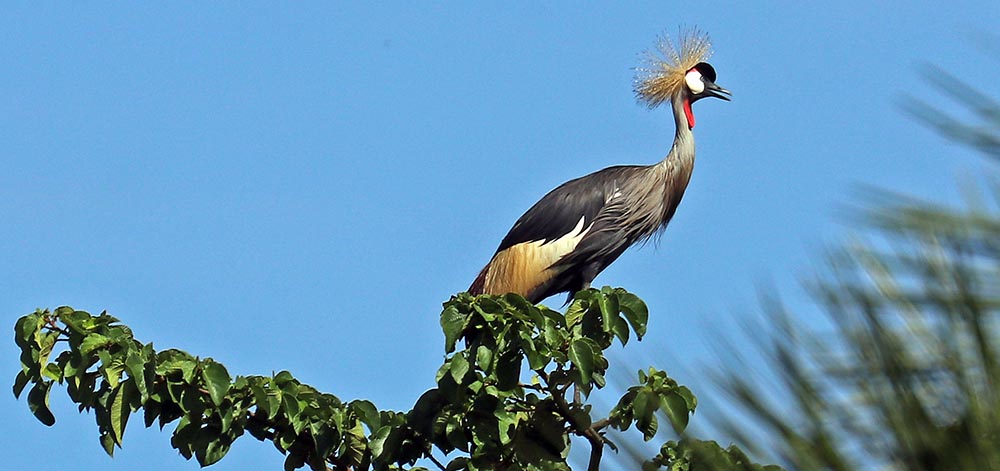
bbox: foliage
[706,66,1000,470]
[13,307,376,471]
[645,440,785,471]
[13,286,775,470]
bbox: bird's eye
[684,70,705,94]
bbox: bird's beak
[704,81,732,101]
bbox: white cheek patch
[685,70,705,94]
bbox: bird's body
[469,31,729,304]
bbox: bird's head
[684,62,731,103]
[635,29,730,128]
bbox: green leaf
[274,370,296,386]
[201,360,231,407]
[42,362,62,381]
[475,344,493,371]
[97,349,123,388]
[597,290,620,335]
[250,380,273,419]
[100,431,116,457]
[495,351,521,391]
[62,350,88,378]
[60,309,90,334]
[522,335,547,371]
[13,313,39,349]
[593,372,606,389]
[515,406,566,464]
[662,391,691,434]
[80,333,113,355]
[612,315,630,346]
[218,402,234,434]
[143,400,161,428]
[36,331,58,362]
[200,439,231,467]
[351,399,381,431]
[13,370,31,398]
[543,319,563,350]
[435,361,452,383]
[368,425,394,462]
[445,414,468,452]
[568,338,596,387]
[475,296,504,318]
[504,292,540,319]
[441,305,467,353]
[283,451,306,471]
[446,457,469,471]
[157,350,198,381]
[450,353,470,383]
[676,385,697,411]
[619,293,649,340]
[125,349,149,401]
[27,381,56,426]
[341,420,368,469]
[565,298,588,328]
[633,390,658,440]
[496,409,519,446]
[108,381,132,445]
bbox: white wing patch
[607,186,623,203]
[483,216,591,298]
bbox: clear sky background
[4,3,999,470]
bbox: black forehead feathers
[693,62,717,82]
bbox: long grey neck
[619,91,698,239]
[657,92,696,169]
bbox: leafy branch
[13,287,779,470]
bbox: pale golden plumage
[478,217,590,299]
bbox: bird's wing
[495,175,609,253]
[471,166,642,302]
[496,166,645,251]
[548,172,638,273]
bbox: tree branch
[538,370,606,471]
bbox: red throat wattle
[683,97,695,129]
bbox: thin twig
[42,318,71,337]
[591,418,610,432]
[519,382,545,391]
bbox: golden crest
[635,29,714,108]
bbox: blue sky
[4,3,999,470]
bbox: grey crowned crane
[469,31,730,304]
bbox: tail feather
[468,263,489,295]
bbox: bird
[468,30,730,304]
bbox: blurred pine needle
[704,64,1000,471]
[604,57,1000,471]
